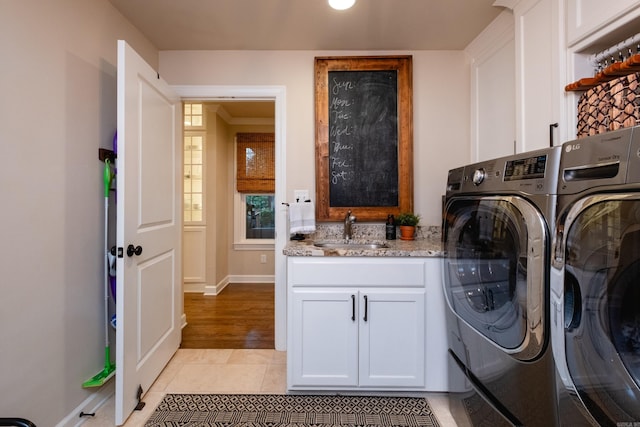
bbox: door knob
[126,244,143,257]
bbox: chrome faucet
[343,210,356,240]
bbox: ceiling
[113,1,504,118]
[108,0,503,51]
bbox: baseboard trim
[183,282,207,293]
[227,274,275,284]
[184,275,274,295]
[204,275,274,296]
[204,282,225,296]
[56,380,114,427]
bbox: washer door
[443,196,548,361]
[561,195,640,425]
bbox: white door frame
[172,85,287,351]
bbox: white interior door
[115,40,182,425]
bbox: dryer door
[561,195,640,425]
[443,196,548,360]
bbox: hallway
[181,284,275,349]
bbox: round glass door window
[563,198,640,424]
[443,199,530,350]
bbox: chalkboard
[315,56,413,222]
[328,70,399,207]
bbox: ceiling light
[328,0,356,10]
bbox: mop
[83,158,116,387]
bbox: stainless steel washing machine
[551,126,640,426]
[443,147,561,426]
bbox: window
[184,133,204,223]
[183,103,204,128]
[245,195,275,239]
[183,102,205,224]
[234,133,275,248]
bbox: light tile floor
[83,349,456,426]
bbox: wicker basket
[577,72,640,138]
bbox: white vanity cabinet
[287,257,427,391]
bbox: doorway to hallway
[181,283,275,349]
[181,98,277,350]
[173,85,288,352]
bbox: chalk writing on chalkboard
[328,70,399,207]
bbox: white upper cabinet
[512,0,566,151]
[466,10,516,162]
[567,0,640,47]
[473,0,640,150]
[468,0,567,157]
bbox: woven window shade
[236,133,275,193]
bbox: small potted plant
[396,212,420,240]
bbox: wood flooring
[180,283,275,349]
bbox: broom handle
[104,160,111,349]
[104,201,110,348]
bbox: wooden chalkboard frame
[315,55,413,222]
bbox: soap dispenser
[386,214,396,240]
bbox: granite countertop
[283,224,444,257]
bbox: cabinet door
[513,0,563,151]
[289,289,359,387]
[467,11,516,162]
[567,0,640,46]
[359,289,426,387]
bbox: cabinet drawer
[288,258,426,287]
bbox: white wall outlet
[294,190,309,202]
[260,254,267,264]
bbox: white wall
[160,50,471,226]
[0,1,157,425]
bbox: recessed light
[328,0,356,10]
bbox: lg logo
[565,143,581,152]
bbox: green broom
[83,159,116,387]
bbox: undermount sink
[313,240,388,249]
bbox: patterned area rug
[145,394,440,426]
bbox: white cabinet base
[287,257,447,392]
[289,289,359,387]
[359,289,425,388]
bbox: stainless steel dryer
[443,147,561,426]
[551,126,640,426]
